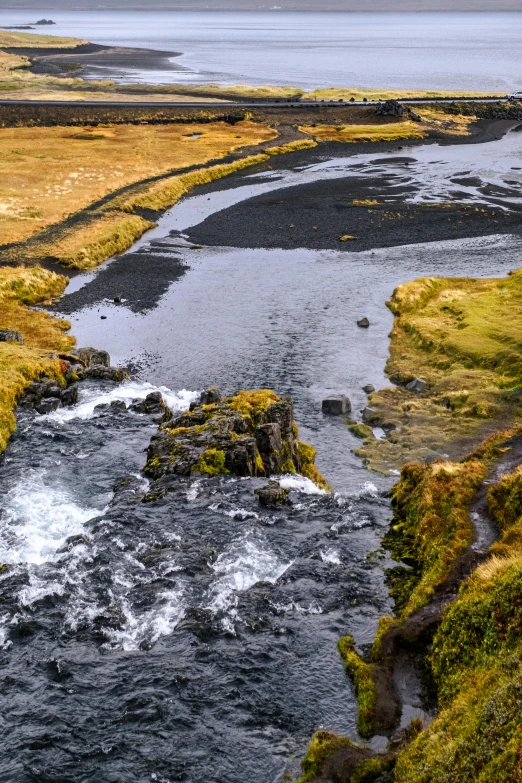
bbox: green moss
[297,730,359,783]
[357,269,522,473]
[348,423,374,440]
[371,615,398,663]
[192,447,229,476]
[351,756,395,783]
[338,636,377,739]
[280,458,297,473]
[384,458,484,618]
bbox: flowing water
[0,10,521,91]
[1,132,522,781]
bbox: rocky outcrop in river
[144,388,329,491]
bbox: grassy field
[302,87,504,101]
[0,265,73,453]
[0,30,87,48]
[301,109,476,144]
[355,270,522,473]
[0,121,276,246]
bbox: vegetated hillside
[0,0,519,11]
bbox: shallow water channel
[1,134,522,782]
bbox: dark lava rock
[362,407,377,423]
[61,384,79,407]
[130,391,166,416]
[144,388,328,491]
[357,317,370,328]
[375,99,407,117]
[322,395,352,415]
[35,398,61,415]
[406,377,427,393]
[255,480,291,507]
[0,328,24,344]
[199,387,222,405]
[363,384,375,394]
[74,347,110,369]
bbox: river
[0,131,521,781]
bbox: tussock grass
[120,153,270,213]
[265,139,317,155]
[0,30,87,48]
[0,121,276,246]
[357,269,522,473]
[0,265,73,453]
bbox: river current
[1,132,522,781]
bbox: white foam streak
[0,471,100,565]
[208,533,291,612]
[320,548,341,565]
[45,381,198,423]
[278,474,327,495]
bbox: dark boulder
[35,398,61,415]
[0,328,23,344]
[61,384,79,407]
[363,384,375,394]
[255,480,291,507]
[322,395,351,415]
[357,317,370,328]
[75,347,110,369]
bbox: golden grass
[0,50,29,72]
[0,265,73,453]
[120,153,271,214]
[150,83,303,100]
[41,212,156,271]
[300,121,425,143]
[356,270,522,473]
[301,110,475,146]
[0,86,230,103]
[0,121,276,246]
[302,87,503,102]
[264,139,317,155]
[0,30,87,48]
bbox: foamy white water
[208,532,292,612]
[0,471,100,566]
[44,381,199,423]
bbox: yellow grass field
[302,87,504,101]
[0,265,73,453]
[0,30,86,49]
[0,121,277,246]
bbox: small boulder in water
[35,397,61,415]
[363,384,375,394]
[255,480,291,507]
[0,328,23,344]
[357,317,370,328]
[322,395,351,415]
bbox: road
[0,98,512,109]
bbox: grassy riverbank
[0,265,73,453]
[354,269,522,474]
